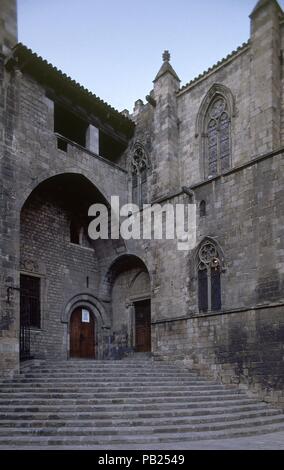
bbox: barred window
[20,274,41,328]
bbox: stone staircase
[0,358,284,448]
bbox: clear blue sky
[17,0,284,112]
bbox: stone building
[0,0,283,408]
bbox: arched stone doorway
[62,293,110,359]
[69,307,95,358]
[104,254,151,354]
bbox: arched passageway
[19,173,113,360]
[105,254,152,354]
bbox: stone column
[126,302,135,348]
[86,124,99,155]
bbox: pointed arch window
[198,240,222,312]
[206,96,231,177]
[131,144,149,208]
[196,84,234,180]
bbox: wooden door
[135,299,151,352]
[70,308,95,358]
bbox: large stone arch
[101,253,151,300]
[18,170,110,213]
[18,172,121,360]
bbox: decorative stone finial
[162,50,170,62]
[153,50,180,83]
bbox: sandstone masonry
[0,0,283,407]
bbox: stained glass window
[206,97,231,177]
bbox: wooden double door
[70,307,95,358]
[135,299,151,352]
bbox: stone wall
[0,0,283,408]
[0,56,130,374]
[153,305,284,408]
[0,0,17,55]
[20,192,101,359]
[148,149,284,407]
[127,0,284,407]
[189,150,284,312]
[0,56,20,377]
[177,47,251,187]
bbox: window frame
[197,240,222,313]
[195,84,235,181]
[205,96,231,178]
[20,273,42,329]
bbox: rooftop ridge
[178,40,250,95]
[11,43,134,126]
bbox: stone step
[17,371,199,379]
[19,367,195,378]
[0,409,281,428]
[0,375,213,388]
[0,403,269,420]
[16,370,200,376]
[2,422,284,447]
[21,361,183,366]
[16,371,200,377]
[9,382,201,390]
[0,394,258,406]
[0,384,228,393]
[0,389,245,399]
[20,362,177,369]
[2,359,283,448]
[1,414,284,437]
[0,398,263,414]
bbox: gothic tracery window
[131,144,149,208]
[198,240,222,312]
[206,96,231,177]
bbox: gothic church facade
[0,0,283,407]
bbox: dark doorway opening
[135,299,151,352]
